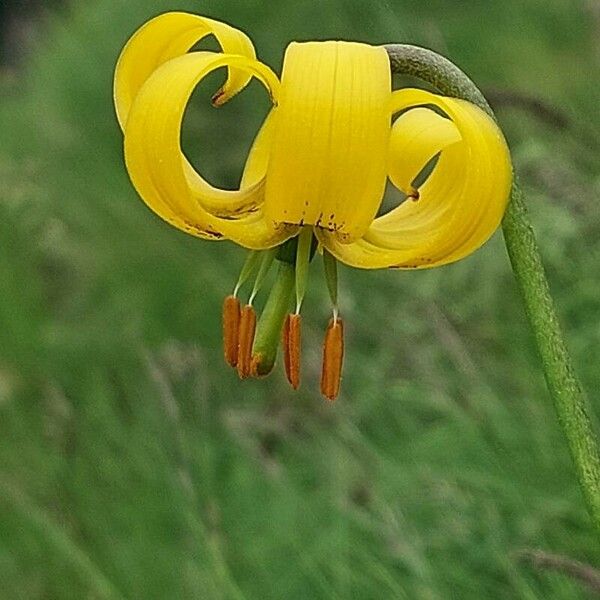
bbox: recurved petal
[124,51,296,248]
[317,88,512,269]
[240,109,278,189]
[387,107,461,195]
[114,12,256,130]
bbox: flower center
[222,230,344,401]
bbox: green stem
[503,185,600,529]
[386,44,600,535]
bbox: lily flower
[114,12,512,401]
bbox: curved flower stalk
[114,12,512,400]
[385,44,600,539]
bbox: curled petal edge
[124,51,297,249]
[317,88,512,269]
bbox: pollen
[320,317,344,401]
[282,314,302,389]
[237,304,257,379]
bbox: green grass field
[1,0,600,597]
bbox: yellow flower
[114,12,512,400]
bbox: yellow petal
[124,51,296,248]
[263,41,391,243]
[387,107,461,195]
[114,12,270,219]
[317,88,512,269]
[240,109,278,189]
[114,11,256,130]
[375,107,463,232]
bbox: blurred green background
[1,0,600,598]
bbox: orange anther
[282,314,301,389]
[222,295,241,368]
[320,317,344,401]
[237,304,257,379]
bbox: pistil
[251,261,295,376]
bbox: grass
[1,0,600,597]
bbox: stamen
[249,248,277,305]
[295,227,313,313]
[320,317,344,401]
[237,304,257,379]
[222,295,241,367]
[211,88,228,107]
[233,251,261,297]
[408,186,420,202]
[322,249,338,316]
[282,314,301,389]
